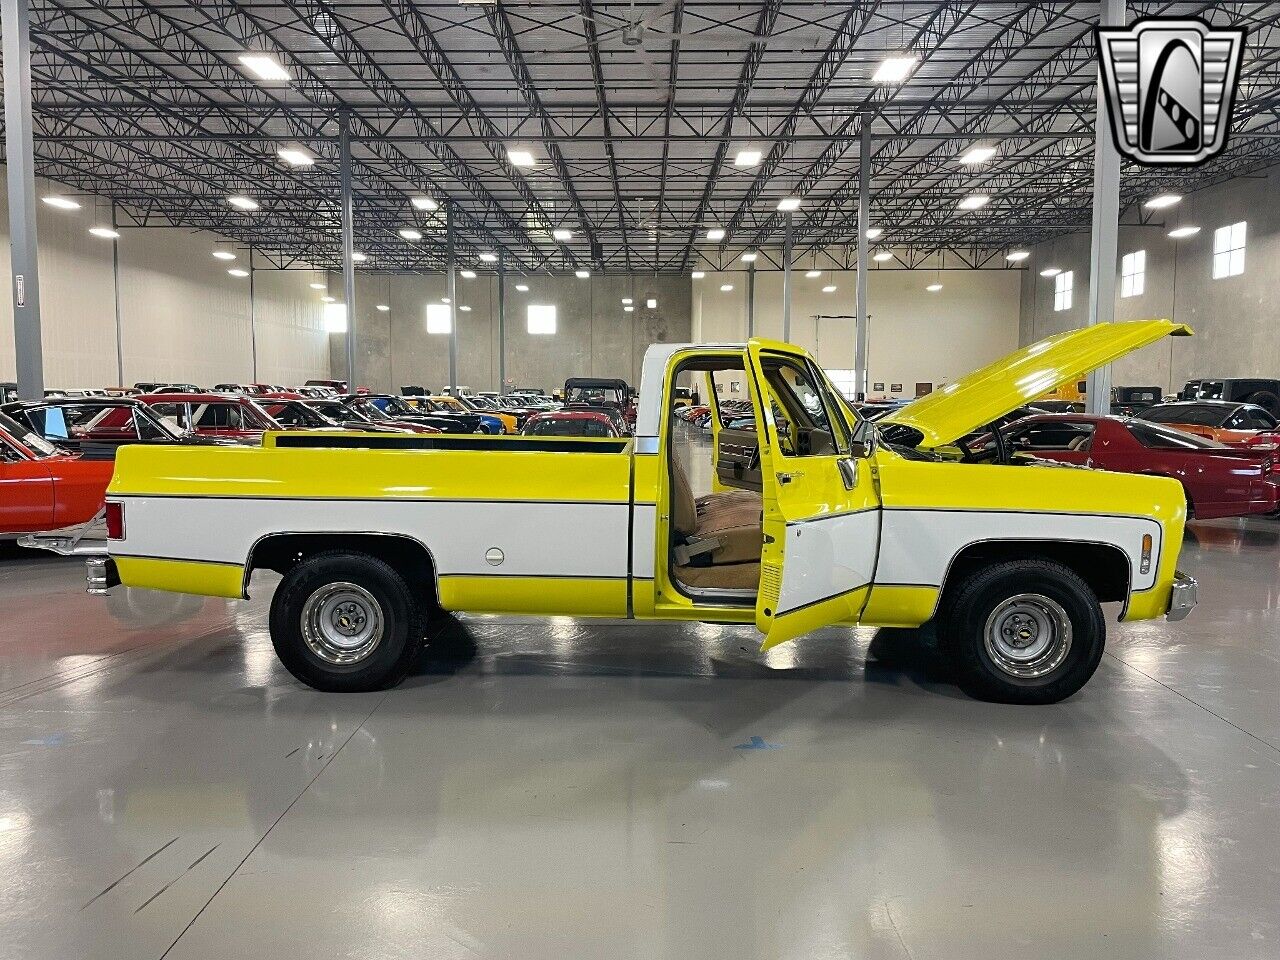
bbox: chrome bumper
[86,557,121,595]
[1167,571,1198,622]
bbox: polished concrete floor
[2,516,1280,960]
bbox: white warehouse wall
[694,266,1022,398]
[0,169,330,388]
[1019,167,1280,391]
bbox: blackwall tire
[269,551,425,692]
[939,559,1105,704]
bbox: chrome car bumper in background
[86,557,121,595]
[1167,571,1198,621]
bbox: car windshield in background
[1129,422,1227,449]
[265,402,333,428]
[528,418,613,437]
[0,411,61,457]
[1141,404,1229,427]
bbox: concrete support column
[248,247,258,381]
[781,213,793,341]
[497,254,506,392]
[3,0,45,397]
[746,261,756,338]
[339,109,357,388]
[854,113,872,402]
[447,205,458,394]
[1085,0,1125,415]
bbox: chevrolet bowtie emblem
[1096,17,1246,167]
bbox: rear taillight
[105,501,125,540]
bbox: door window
[1004,421,1095,451]
[759,356,849,457]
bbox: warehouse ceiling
[12,1,1280,273]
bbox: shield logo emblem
[1096,18,1246,166]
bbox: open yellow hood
[880,319,1192,449]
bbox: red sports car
[0,412,114,534]
[1000,414,1280,520]
[520,410,621,437]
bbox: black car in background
[1179,378,1280,416]
[342,394,476,434]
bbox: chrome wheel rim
[983,593,1072,679]
[301,582,384,665]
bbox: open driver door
[746,341,881,651]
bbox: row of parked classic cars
[0,376,641,539]
[675,380,1280,523]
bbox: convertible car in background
[136,392,280,441]
[1139,400,1280,447]
[998,413,1280,519]
[0,411,114,535]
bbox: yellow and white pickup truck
[88,319,1196,703]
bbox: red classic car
[0,411,114,535]
[136,392,279,440]
[520,410,621,437]
[0,396,227,455]
[1000,414,1280,520]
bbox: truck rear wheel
[940,559,1105,704]
[269,551,426,692]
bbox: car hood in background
[880,319,1192,449]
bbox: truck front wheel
[940,559,1105,704]
[269,551,426,692]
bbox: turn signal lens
[1140,533,1152,575]
[105,501,125,540]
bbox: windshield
[265,402,333,428]
[1141,404,1229,427]
[350,399,395,421]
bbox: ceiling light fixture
[958,194,990,210]
[1145,193,1182,209]
[479,252,498,263]
[691,270,706,279]
[1006,250,1030,262]
[277,147,314,167]
[865,227,883,240]
[89,226,120,239]
[646,298,657,309]
[872,252,893,262]
[552,228,572,241]
[213,250,238,261]
[734,149,762,168]
[376,304,390,312]
[1040,267,1062,277]
[719,284,734,292]
[309,282,326,289]
[238,53,290,82]
[621,297,633,305]
[227,195,259,211]
[805,269,822,278]
[507,148,536,167]
[873,55,917,83]
[515,283,529,292]
[776,197,801,212]
[460,305,472,312]
[575,269,590,278]
[926,283,943,292]
[624,305,634,312]
[958,145,997,165]
[822,284,837,293]
[321,295,336,302]
[351,251,368,262]
[460,269,477,279]
[228,268,250,278]
[42,195,80,210]
[1168,225,1201,238]
[741,251,758,262]
[705,228,725,241]
[411,196,439,212]
[398,228,423,241]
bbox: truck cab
[85,321,1196,704]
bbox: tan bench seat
[671,459,762,590]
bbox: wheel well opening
[944,540,1130,604]
[248,533,437,602]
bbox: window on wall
[425,302,452,334]
[1213,221,1246,279]
[527,304,557,335]
[825,369,857,402]
[1120,250,1145,297]
[1054,270,1073,311]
